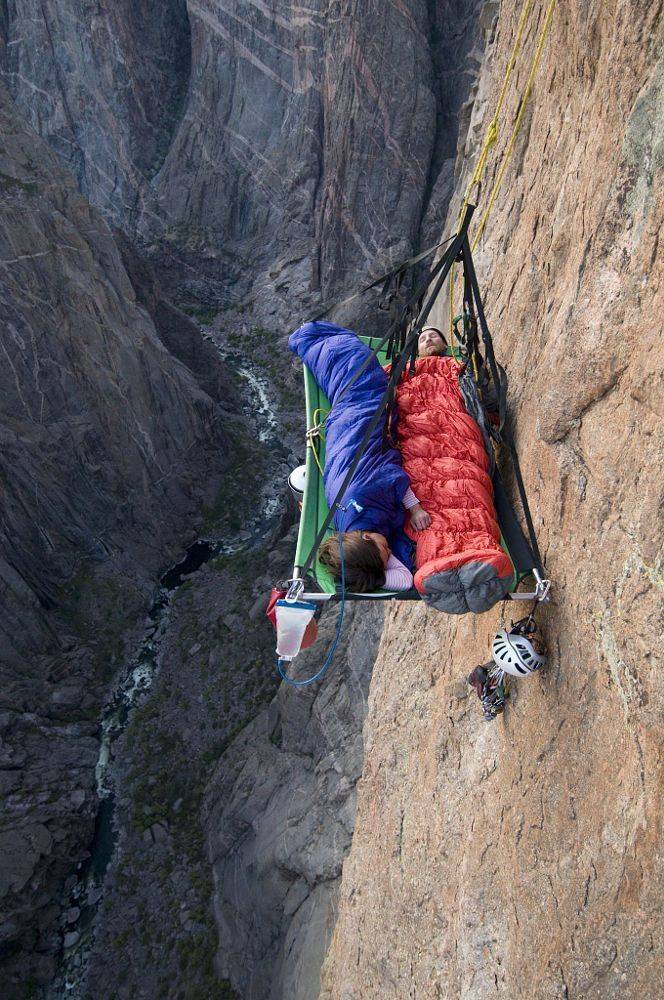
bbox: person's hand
[409,504,431,531]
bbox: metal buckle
[509,568,552,602]
[285,578,305,603]
[533,569,551,603]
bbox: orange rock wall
[320,2,663,997]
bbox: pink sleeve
[402,486,420,509]
[384,554,414,591]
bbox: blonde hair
[318,531,385,592]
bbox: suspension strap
[295,211,474,582]
[458,236,505,427]
[461,253,481,380]
[456,0,538,234]
[472,0,557,250]
[459,235,545,576]
[450,0,558,331]
[334,201,478,415]
[330,235,462,411]
[309,233,457,325]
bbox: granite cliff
[0,0,480,322]
[0,84,232,988]
[320,2,663,997]
[0,0,661,998]
[1,2,484,994]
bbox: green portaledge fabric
[293,338,528,597]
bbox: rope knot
[487,118,499,147]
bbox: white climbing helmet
[491,624,546,678]
[288,464,307,500]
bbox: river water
[51,345,288,995]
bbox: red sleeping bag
[395,356,514,614]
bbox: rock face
[78,530,292,1000]
[205,601,385,1000]
[0,0,191,225]
[0,84,230,607]
[69,337,299,1000]
[5,2,658,998]
[0,0,481,322]
[0,2,486,993]
[0,85,230,985]
[320,3,663,998]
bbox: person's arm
[384,553,414,591]
[403,487,431,530]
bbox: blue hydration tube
[277,525,346,688]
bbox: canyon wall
[0,85,231,987]
[3,1,660,997]
[205,600,385,1000]
[0,0,480,321]
[320,2,663,998]
[0,3,484,992]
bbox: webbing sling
[309,233,457,325]
[330,242,459,411]
[295,214,473,582]
[459,235,545,575]
[318,207,475,417]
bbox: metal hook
[285,578,305,603]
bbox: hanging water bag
[275,599,317,661]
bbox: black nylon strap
[330,240,459,410]
[338,205,475,404]
[491,467,537,575]
[462,250,481,369]
[309,233,457,325]
[503,428,545,575]
[459,236,504,424]
[459,236,545,576]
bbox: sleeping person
[290,320,513,611]
[391,326,515,613]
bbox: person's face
[362,531,390,567]
[418,328,446,357]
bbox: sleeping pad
[288,321,414,569]
[395,355,514,613]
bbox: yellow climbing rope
[456,0,536,239]
[472,0,557,250]
[308,435,325,477]
[449,0,557,338]
[306,407,328,477]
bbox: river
[51,342,289,995]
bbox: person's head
[318,530,389,591]
[418,326,448,357]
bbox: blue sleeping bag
[288,321,413,569]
